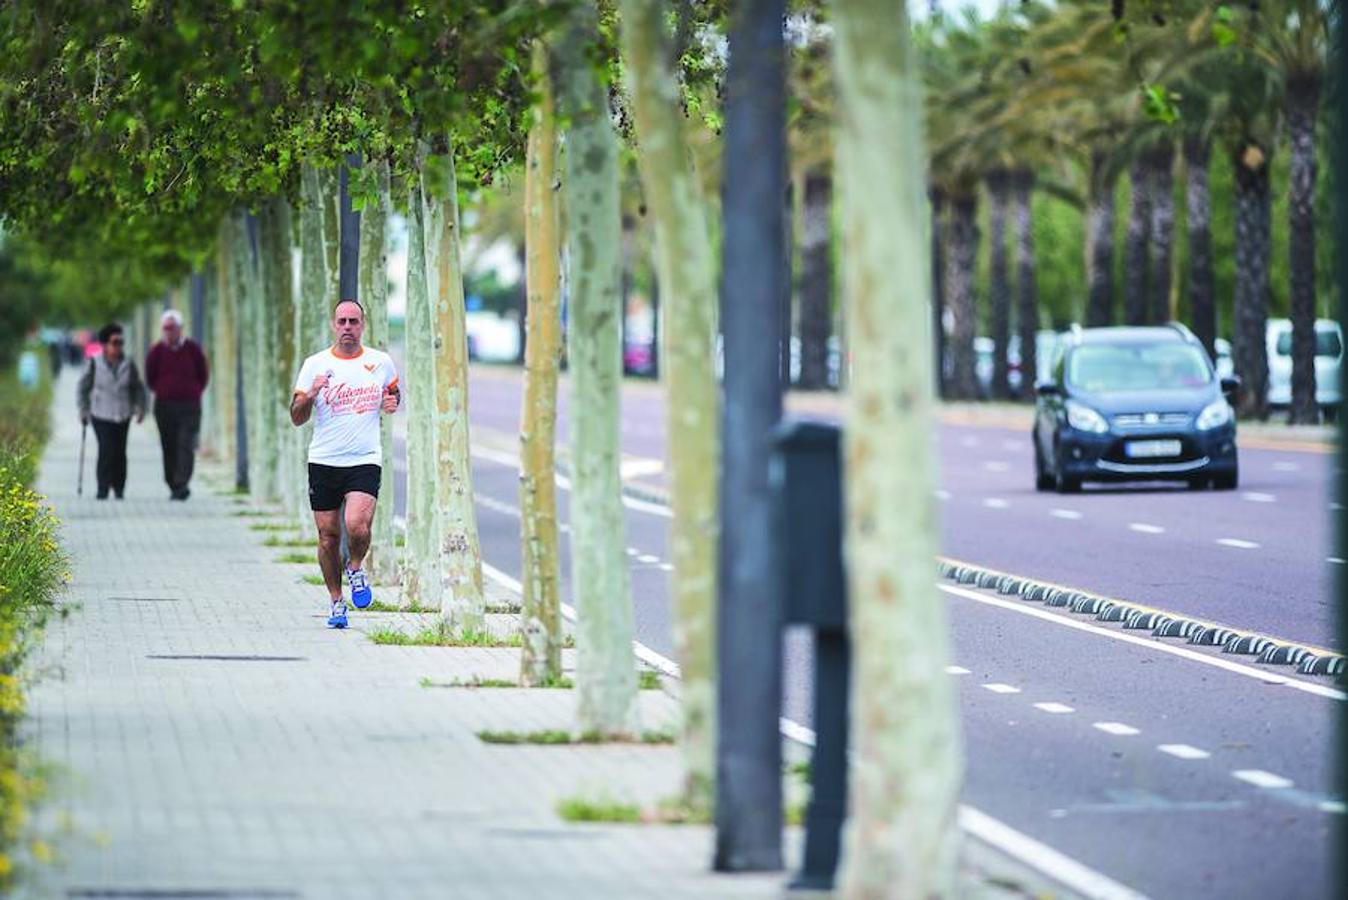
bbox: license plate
[1125,439,1182,459]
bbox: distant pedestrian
[290,300,401,629]
[76,323,147,500]
[145,310,209,501]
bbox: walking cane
[77,421,88,497]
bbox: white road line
[626,548,639,556]
[1329,557,1346,565]
[945,665,971,675]
[960,436,980,448]
[939,582,1347,702]
[982,683,1021,694]
[1128,523,1165,535]
[1233,769,1294,790]
[1332,502,1345,512]
[1034,702,1074,714]
[1001,439,1022,452]
[479,563,1149,900]
[1242,492,1276,503]
[658,563,674,572]
[1272,462,1300,472]
[1157,744,1210,760]
[983,498,1010,510]
[1320,800,1346,814]
[1216,538,1260,549]
[472,445,675,519]
[1050,508,1083,520]
[935,489,952,501]
[1094,722,1140,736]
[637,554,660,564]
[983,461,1011,472]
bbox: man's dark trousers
[154,399,201,496]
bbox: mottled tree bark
[987,169,1011,399]
[213,218,239,475]
[1147,143,1176,324]
[425,147,487,632]
[520,41,564,685]
[1085,152,1116,327]
[620,0,721,812]
[1123,158,1152,326]
[555,2,640,738]
[1185,138,1217,359]
[799,169,834,391]
[1012,169,1037,396]
[360,159,399,585]
[833,0,963,893]
[1232,141,1273,421]
[945,192,979,399]
[236,212,273,501]
[1287,79,1322,424]
[258,196,297,519]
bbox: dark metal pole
[1334,7,1347,886]
[339,153,362,302]
[715,0,786,872]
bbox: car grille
[1112,412,1191,428]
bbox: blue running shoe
[327,600,349,629]
[347,567,373,609]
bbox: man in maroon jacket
[145,309,210,500]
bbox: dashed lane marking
[982,683,1021,694]
[960,436,980,448]
[983,461,1011,472]
[1034,702,1074,714]
[1242,492,1276,503]
[1050,509,1083,520]
[1272,462,1300,472]
[1094,722,1141,736]
[938,582,1346,702]
[1232,769,1294,790]
[1001,439,1023,452]
[945,665,971,675]
[1329,557,1346,565]
[1216,538,1260,549]
[658,563,674,572]
[1128,523,1165,535]
[1321,800,1346,814]
[637,554,660,564]
[935,489,952,501]
[983,498,1010,510]
[1158,744,1210,760]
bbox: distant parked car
[1033,324,1240,492]
[1265,318,1342,410]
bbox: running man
[291,299,400,628]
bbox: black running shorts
[308,463,381,511]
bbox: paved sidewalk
[26,376,789,899]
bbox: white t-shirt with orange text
[293,346,399,467]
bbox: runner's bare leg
[314,510,344,600]
[343,492,377,572]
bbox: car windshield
[1274,329,1342,357]
[1067,343,1213,392]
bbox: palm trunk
[1124,158,1151,326]
[258,196,297,518]
[237,212,274,501]
[425,146,487,632]
[1012,169,1037,397]
[322,167,342,312]
[1287,78,1321,424]
[1232,141,1273,420]
[554,4,640,738]
[1184,137,1216,359]
[403,167,443,609]
[930,186,947,398]
[987,169,1011,399]
[945,192,979,399]
[1147,143,1176,324]
[798,169,834,391]
[520,41,564,685]
[297,166,330,529]
[619,0,720,812]
[1085,152,1116,327]
[361,158,399,585]
[832,0,962,893]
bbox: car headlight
[1065,400,1109,434]
[1196,398,1233,430]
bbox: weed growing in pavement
[787,761,811,782]
[638,670,661,690]
[394,534,406,547]
[364,600,430,613]
[420,674,575,689]
[556,797,642,823]
[230,509,270,517]
[299,575,325,586]
[249,522,296,532]
[476,728,676,745]
[369,624,522,647]
[273,552,313,564]
[262,536,311,548]
[483,604,521,614]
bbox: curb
[937,557,1348,683]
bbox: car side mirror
[1035,381,1061,398]
[1220,375,1241,404]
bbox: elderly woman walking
[76,323,147,500]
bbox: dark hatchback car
[1033,325,1240,493]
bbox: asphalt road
[383,364,1339,899]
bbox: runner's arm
[290,389,315,426]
